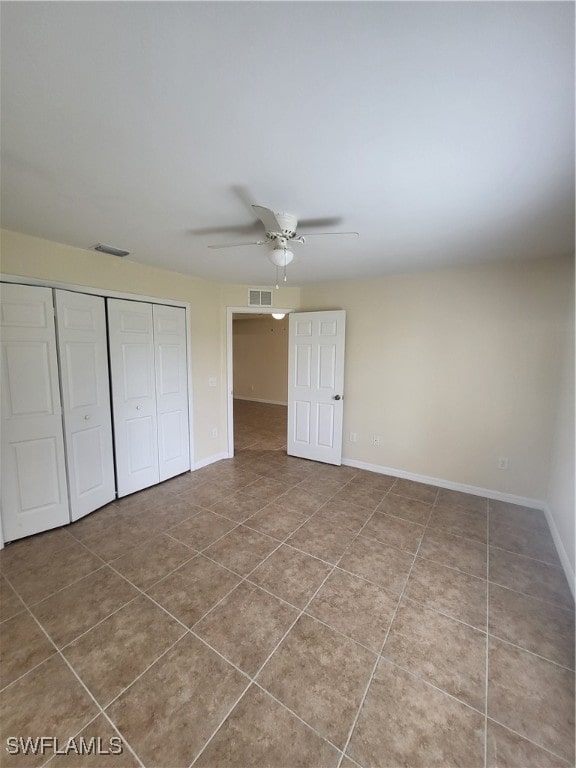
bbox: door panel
[287,310,346,465]
[108,299,159,496]
[0,284,70,540]
[4,342,54,415]
[55,290,115,520]
[153,305,190,481]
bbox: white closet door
[153,304,190,481]
[108,299,159,496]
[0,283,70,541]
[55,290,115,520]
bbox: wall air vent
[94,244,130,257]
[248,289,273,307]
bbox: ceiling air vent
[248,289,273,307]
[94,243,130,257]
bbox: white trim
[543,503,576,599]
[185,305,195,472]
[341,457,546,509]
[233,396,288,406]
[0,272,189,308]
[193,451,229,470]
[343,457,576,595]
[226,305,294,459]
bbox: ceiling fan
[207,205,358,286]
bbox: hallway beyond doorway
[233,399,287,453]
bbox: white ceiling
[1,2,574,286]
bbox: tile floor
[0,400,574,768]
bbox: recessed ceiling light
[272,313,286,320]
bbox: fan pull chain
[275,266,279,290]
[283,261,287,283]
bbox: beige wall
[0,229,304,463]
[233,317,289,403]
[0,229,225,462]
[300,257,573,502]
[2,228,572,515]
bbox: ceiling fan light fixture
[267,247,294,267]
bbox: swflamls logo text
[5,736,123,756]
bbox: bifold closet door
[153,304,190,481]
[0,283,70,541]
[55,290,115,521]
[108,299,160,496]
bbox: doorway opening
[226,306,294,459]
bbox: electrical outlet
[208,377,217,387]
[372,435,383,447]
[497,457,508,470]
[211,427,218,439]
[349,432,357,443]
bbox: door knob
[84,414,91,420]
[333,395,342,401]
[136,405,143,410]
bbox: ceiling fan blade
[297,216,343,229]
[252,205,282,233]
[298,231,359,238]
[190,221,261,236]
[231,184,257,213]
[207,240,267,249]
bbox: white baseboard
[192,450,575,599]
[341,457,576,598]
[193,452,229,470]
[542,503,575,600]
[233,396,288,406]
[341,457,546,509]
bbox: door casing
[225,306,295,458]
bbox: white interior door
[108,299,159,496]
[153,304,190,481]
[55,290,115,521]
[287,310,346,465]
[0,283,70,540]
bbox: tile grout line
[2,555,108,610]
[175,484,575,745]
[254,680,347,759]
[187,480,399,768]
[7,463,567,767]
[54,594,142,655]
[484,715,575,766]
[93,483,340,646]
[162,493,332,632]
[0,569,146,768]
[371,653,487,717]
[9,563,108,609]
[485,632,576,672]
[334,485,439,768]
[91,516,352,764]
[486,577,574,613]
[41,711,104,768]
[488,541,566,569]
[178,474,435,767]
[180,472,388,620]
[173,473,568,762]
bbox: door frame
[226,305,295,458]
